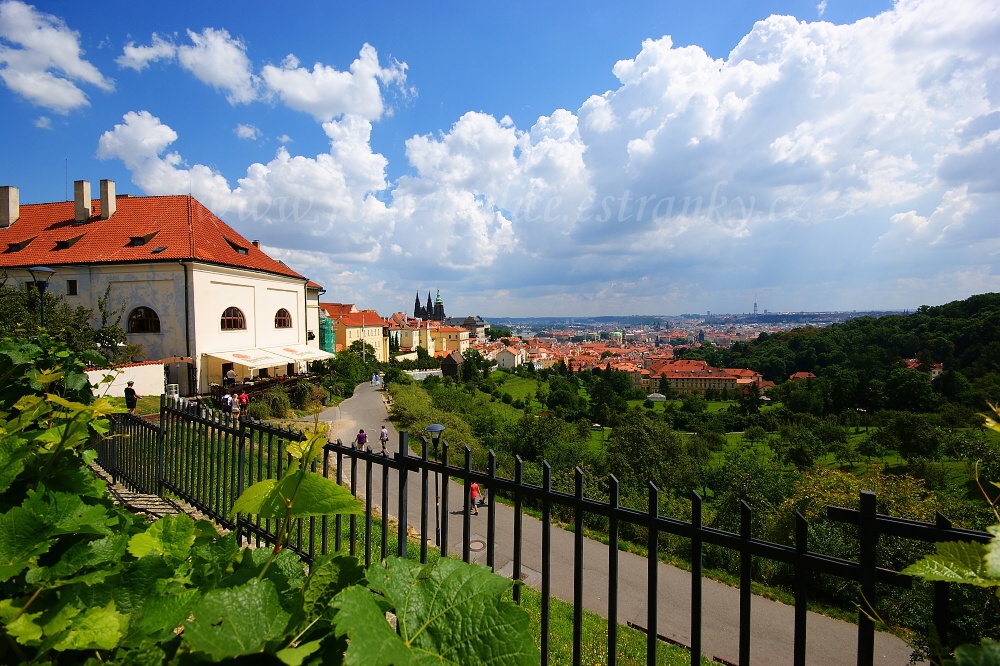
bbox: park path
[310,383,919,666]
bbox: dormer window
[5,236,35,253]
[225,238,249,255]
[55,234,84,250]
[128,232,158,247]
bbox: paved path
[309,383,918,665]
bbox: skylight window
[150,246,167,254]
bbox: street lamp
[425,423,445,548]
[27,266,56,328]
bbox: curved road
[310,383,918,666]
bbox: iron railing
[95,395,993,666]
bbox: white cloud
[97,110,393,260]
[260,43,407,122]
[234,123,260,140]
[33,114,49,128]
[97,0,1000,314]
[0,0,112,113]
[116,33,176,71]
[177,27,258,104]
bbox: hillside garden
[385,294,1000,657]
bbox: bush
[292,381,312,410]
[261,388,291,418]
[245,399,270,421]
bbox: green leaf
[0,436,29,492]
[902,540,996,586]
[233,472,363,520]
[302,555,366,623]
[954,638,1000,666]
[127,513,198,561]
[184,578,291,659]
[0,507,52,581]
[332,585,411,665]
[23,486,112,536]
[51,600,125,652]
[0,598,43,645]
[983,526,1000,580]
[334,557,538,665]
[276,639,324,666]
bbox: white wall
[88,363,165,402]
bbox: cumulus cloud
[96,0,1000,314]
[97,109,392,260]
[260,44,407,122]
[116,32,176,71]
[177,28,258,104]
[0,0,112,113]
[234,123,260,140]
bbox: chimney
[0,186,18,229]
[100,179,116,219]
[252,240,260,248]
[74,180,92,222]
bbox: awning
[203,349,295,369]
[262,344,334,363]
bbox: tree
[606,408,697,500]
[0,283,99,354]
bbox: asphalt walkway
[309,383,918,665]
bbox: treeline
[682,293,1000,418]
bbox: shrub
[262,388,291,418]
[292,381,312,409]
[245,399,270,421]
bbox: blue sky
[2,0,998,317]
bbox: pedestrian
[479,483,488,507]
[379,425,389,456]
[470,481,480,515]
[353,428,368,450]
[238,390,249,410]
[371,373,377,386]
[221,390,233,414]
[225,367,236,387]
[230,398,241,421]
[124,381,139,415]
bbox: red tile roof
[0,194,304,279]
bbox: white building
[0,180,331,394]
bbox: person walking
[230,398,241,421]
[379,425,389,456]
[238,390,249,410]
[124,381,139,415]
[470,481,480,515]
[353,428,368,451]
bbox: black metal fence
[95,395,993,666]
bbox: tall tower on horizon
[754,295,758,316]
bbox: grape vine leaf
[232,472,363,520]
[183,578,291,660]
[902,540,994,586]
[334,557,538,665]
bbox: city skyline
[1,0,997,317]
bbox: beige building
[0,180,332,394]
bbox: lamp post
[425,423,445,548]
[27,266,56,328]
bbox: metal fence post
[857,490,877,665]
[397,431,409,558]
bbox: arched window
[274,308,292,328]
[128,306,161,333]
[221,307,246,331]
